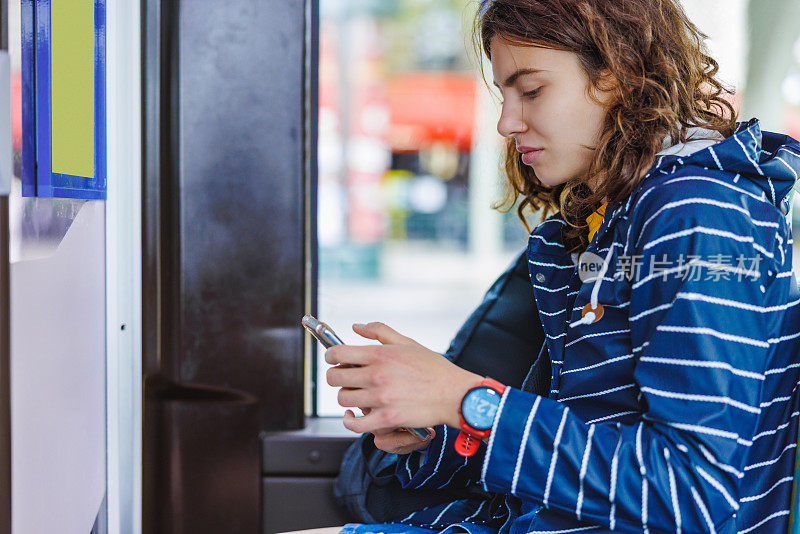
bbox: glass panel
[679,0,800,277]
[786,36,800,277]
[315,0,525,416]
[313,0,800,416]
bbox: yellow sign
[51,0,94,179]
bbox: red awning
[387,72,477,152]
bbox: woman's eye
[497,87,540,105]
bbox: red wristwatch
[454,377,506,457]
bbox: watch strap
[477,377,506,395]
[454,430,481,457]
[454,376,506,457]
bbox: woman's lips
[521,149,543,165]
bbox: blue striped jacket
[339,117,800,534]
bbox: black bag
[333,249,552,523]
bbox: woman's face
[490,36,615,189]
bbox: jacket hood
[648,117,800,213]
[569,117,800,329]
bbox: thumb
[352,321,420,346]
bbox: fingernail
[353,323,366,328]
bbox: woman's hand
[326,321,482,435]
[353,407,436,454]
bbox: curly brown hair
[471,0,739,254]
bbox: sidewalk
[316,241,520,416]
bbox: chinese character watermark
[577,251,763,284]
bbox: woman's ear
[589,68,620,107]
[598,68,619,90]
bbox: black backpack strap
[443,250,546,389]
[521,340,551,396]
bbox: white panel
[10,201,106,534]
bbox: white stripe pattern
[663,175,772,202]
[698,443,744,479]
[462,500,486,522]
[437,455,469,489]
[636,422,650,533]
[752,412,799,442]
[511,396,540,495]
[559,383,636,402]
[609,431,623,530]
[575,424,595,519]
[636,197,752,248]
[585,410,638,424]
[737,130,765,176]
[481,388,510,492]
[695,465,739,510]
[642,225,756,251]
[655,325,769,348]
[743,443,796,471]
[430,501,458,527]
[529,259,577,270]
[564,329,629,348]
[561,354,634,375]
[639,356,764,380]
[739,476,793,503]
[664,448,682,534]
[641,386,760,414]
[416,426,448,488]
[527,526,599,534]
[738,510,790,534]
[673,291,797,313]
[690,485,717,534]
[543,408,570,508]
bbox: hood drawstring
[570,202,611,328]
[570,243,614,328]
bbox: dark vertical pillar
[174,0,307,430]
[142,0,309,531]
[0,0,11,532]
[307,0,320,417]
[0,196,10,534]
[141,2,169,531]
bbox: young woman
[320,1,800,533]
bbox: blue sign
[21,0,106,199]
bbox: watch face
[462,387,502,431]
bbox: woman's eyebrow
[493,68,547,89]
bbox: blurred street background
[313,0,800,415]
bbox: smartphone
[302,314,434,441]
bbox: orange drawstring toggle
[581,302,604,323]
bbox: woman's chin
[536,169,575,189]
[535,172,562,188]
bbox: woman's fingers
[337,387,374,408]
[373,428,433,454]
[324,344,379,366]
[343,408,398,434]
[326,365,372,389]
[352,322,420,347]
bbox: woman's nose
[496,102,527,139]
